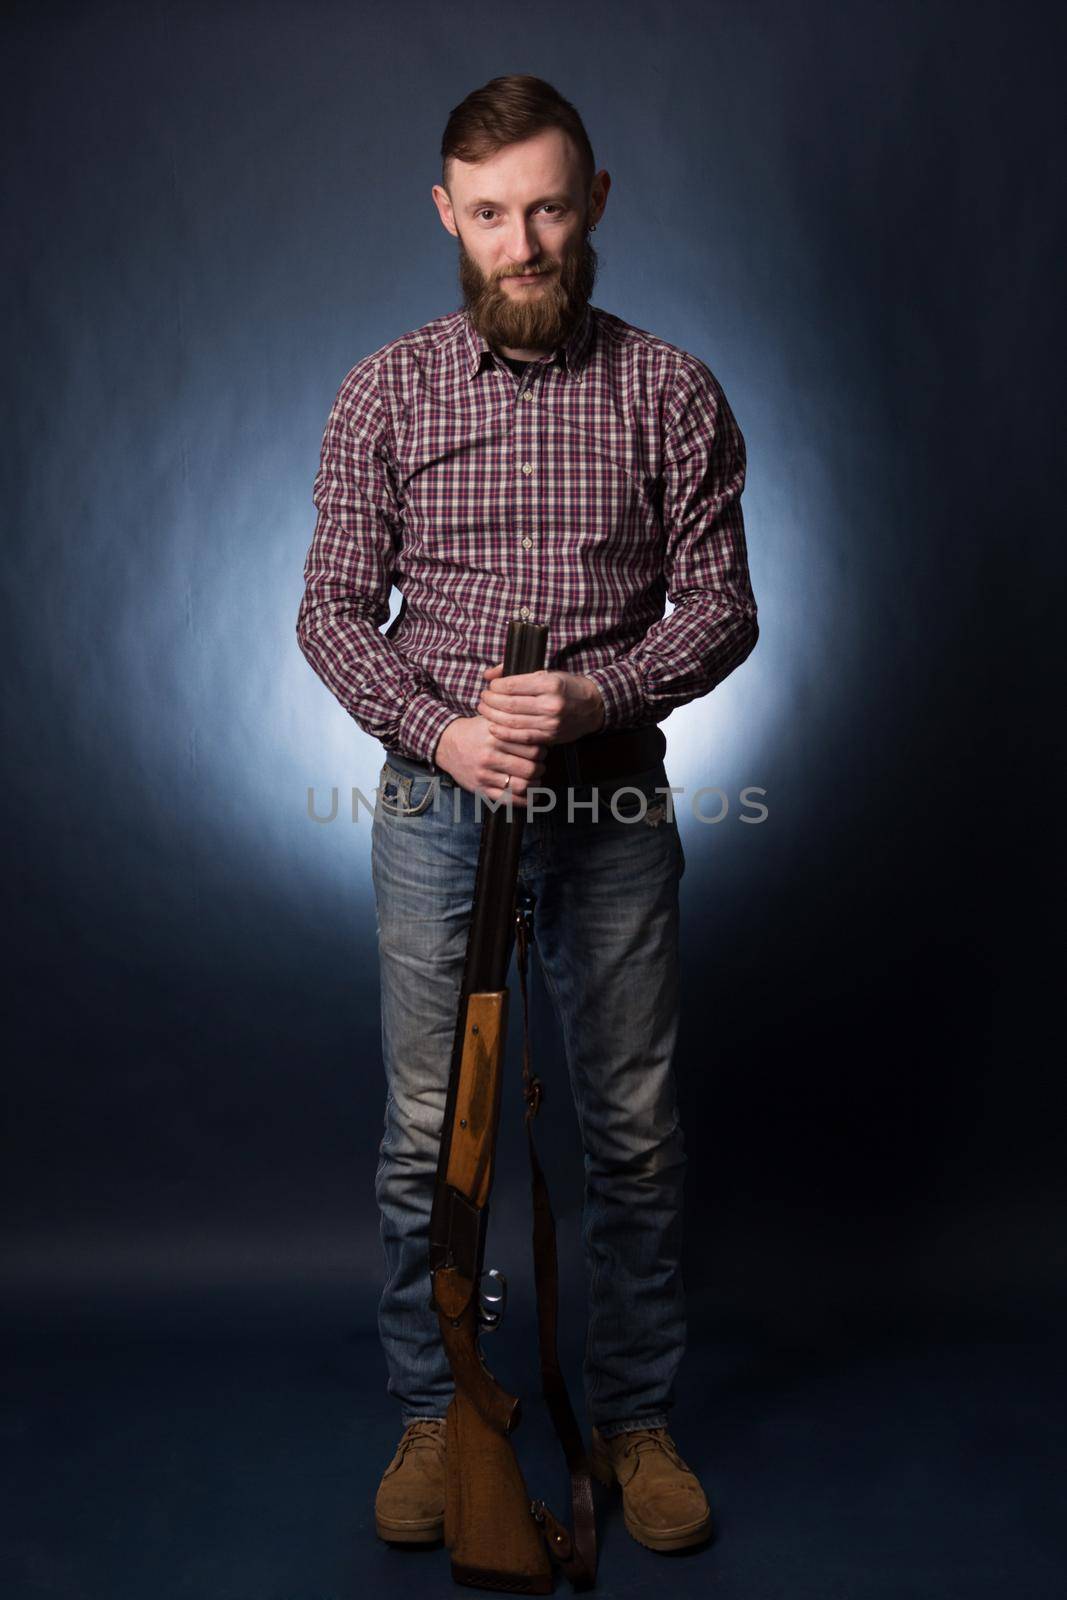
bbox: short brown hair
[440,74,596,194]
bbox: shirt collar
[459,300,595,382]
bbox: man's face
[431,128,607,354]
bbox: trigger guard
[476,1266,507,1332]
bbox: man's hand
[434,714,547,802]
[477,664,606,747]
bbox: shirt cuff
[583,658,647,730]
[396,694,463,767]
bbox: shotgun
[428,618,597,1594]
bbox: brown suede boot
[374,1418,447,1543]
[590,1425,712,1552]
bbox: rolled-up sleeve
[584,355,759,728]
[295,359,461,764]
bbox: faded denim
[369,747,688,1440]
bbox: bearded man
[296,72,759,1557]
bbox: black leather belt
[541,723,666,787]
[390,723,666,787]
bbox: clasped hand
[433,664,605,801]
[477,662,605,749]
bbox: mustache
[457,235,599,347]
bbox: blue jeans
[369,747,688,1440]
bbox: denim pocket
[378,761,439,818]
[610,784,659,820]
[598,763,674,825]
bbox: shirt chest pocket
[553,441,660,543]
[393,406,503,544]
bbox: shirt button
[519,606,531,619]
[521,537,533,549]
[522,390,535,401]
[520,462,533,475]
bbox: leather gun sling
[515,900,598,1590]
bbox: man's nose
[503,216,542,264]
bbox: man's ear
[431,184,459,238]
[589,169,612,228]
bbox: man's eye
[475,204,565,222]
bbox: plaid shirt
[297,301,758,766]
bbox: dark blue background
[3,2,1063,1596]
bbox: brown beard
[458,231,599,353]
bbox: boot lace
[619,1427,685,1468]
[398,1418,446,1455]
